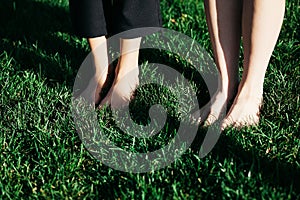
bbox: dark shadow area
[0,0,87,86]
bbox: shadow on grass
[1,0,299,198]
[0,0,86,86]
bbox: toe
[204,113,218,126]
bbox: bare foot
[99,64,139,108]
[221,94,263,130]
[79,78,103,105]
[192,82,238,125]
[78,63,115,106]
[192,91,227,125]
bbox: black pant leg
[109,0,162,37]
[69,0,108,38]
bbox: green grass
[0,0,299,199]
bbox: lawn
[0,0,299,199]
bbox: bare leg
[79,36,109,105]
[221,0,285,129]
[100,37,141,108]
[197,0,242,124]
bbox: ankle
[237,83,263,99]
[217,81,238,101]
